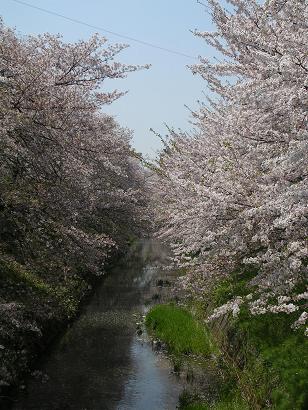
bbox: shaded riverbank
[8,240,183,410]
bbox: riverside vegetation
[1,0,308,408]
[146,267,307,409]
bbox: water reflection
[13,240,182,410]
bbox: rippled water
[12,240,183,410]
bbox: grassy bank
[146,304,215,357]
[145,295,308,409]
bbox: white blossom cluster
[207,297,244,321]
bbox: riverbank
[145,282,308,409]
[0,244,136,407]
[0,262,91,406]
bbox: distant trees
[152,0,308,332]
[0,18,150,280]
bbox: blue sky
[2,0,215,157]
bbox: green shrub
[237,310,308,409]
[211,269,308,409]
[211,267,257,308]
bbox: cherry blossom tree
[0,18,150,279]
[152,0,308,332]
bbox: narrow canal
[12,240,183,410]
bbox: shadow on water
[12,240,183,410]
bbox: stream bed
[11,240,183,410]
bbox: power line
[8,0,198,60]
